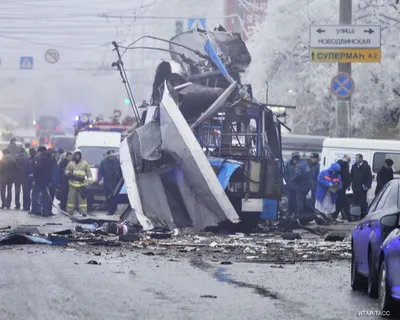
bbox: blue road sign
[188,18,206,30]
[20,56,33,70]
[331,73,354,99]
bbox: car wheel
[351,247,366,290]
[378,261,396,315]
[368,252,378,298]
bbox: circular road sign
[331,72,355,99]
[45,49,60,64]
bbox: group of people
[285,152,320,217]
[285,152,395,220]
[0,138,122,217]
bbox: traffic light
[124,98,130,104]
[175,20,183,35]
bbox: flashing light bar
[80,126,128,133]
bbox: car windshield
[79,146,115,167]
[51,137,75,151]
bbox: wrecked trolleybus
[114,25,284,231]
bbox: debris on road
[324,232,347,242]
[0,215,353,263]
[200,295,217,299]
[87,260,101,265]
[0,234,52,245]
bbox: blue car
[350,179,400,314]
[379,217,400,314]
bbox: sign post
[309,24,381,63]
[20,56,34,70]
[45,49,60,64]
[309,0,381,138]
[331,73,355,99]
[188,18,206,30]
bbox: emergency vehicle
[74,111,130,210]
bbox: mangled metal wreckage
[118,27,283,231]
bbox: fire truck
[74,111,131,211]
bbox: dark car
[36,116,61,137]
[49,135,75,151]
[350,179,400,314]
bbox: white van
[321,138,400,202]
[75,130,123,210]
[75,131,121,178]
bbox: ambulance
[74,113,129,210]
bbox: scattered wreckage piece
[0,234,52,245]
[237,257,332,264]
[324,232,347,242]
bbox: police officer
[65,149,93,216]
[285,152,300,217]
[0,149,17,209]
[307,153,320,210]
[98,150,122,207]
[57,151,73,211]
[292,156,311,216]
[31,146,53,216]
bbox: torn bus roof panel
[119,81,240,231]
[169,30,251,74]
[119,138,153,230]
[159,82,240,226]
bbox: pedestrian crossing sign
[188,18,206,30]
[20,56,33,70]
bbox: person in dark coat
[333,154,351,220]
[57,152,73,211]
[350,154,373,217]
[375,159,394,196]
[292,158,311,215]
[284,152,300,216]
[15,147,29,210]
[0,149,18,209]
[48,148,58,213]
[7,137,19,159]
[107,179,129,215]
[98,150,122,201]
[30,146,53,216]
[26,148,36,213]
[307,153,320,211]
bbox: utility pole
[337,0,352,137]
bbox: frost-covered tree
[245,0,400,138]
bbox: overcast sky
[0,0,224,124]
